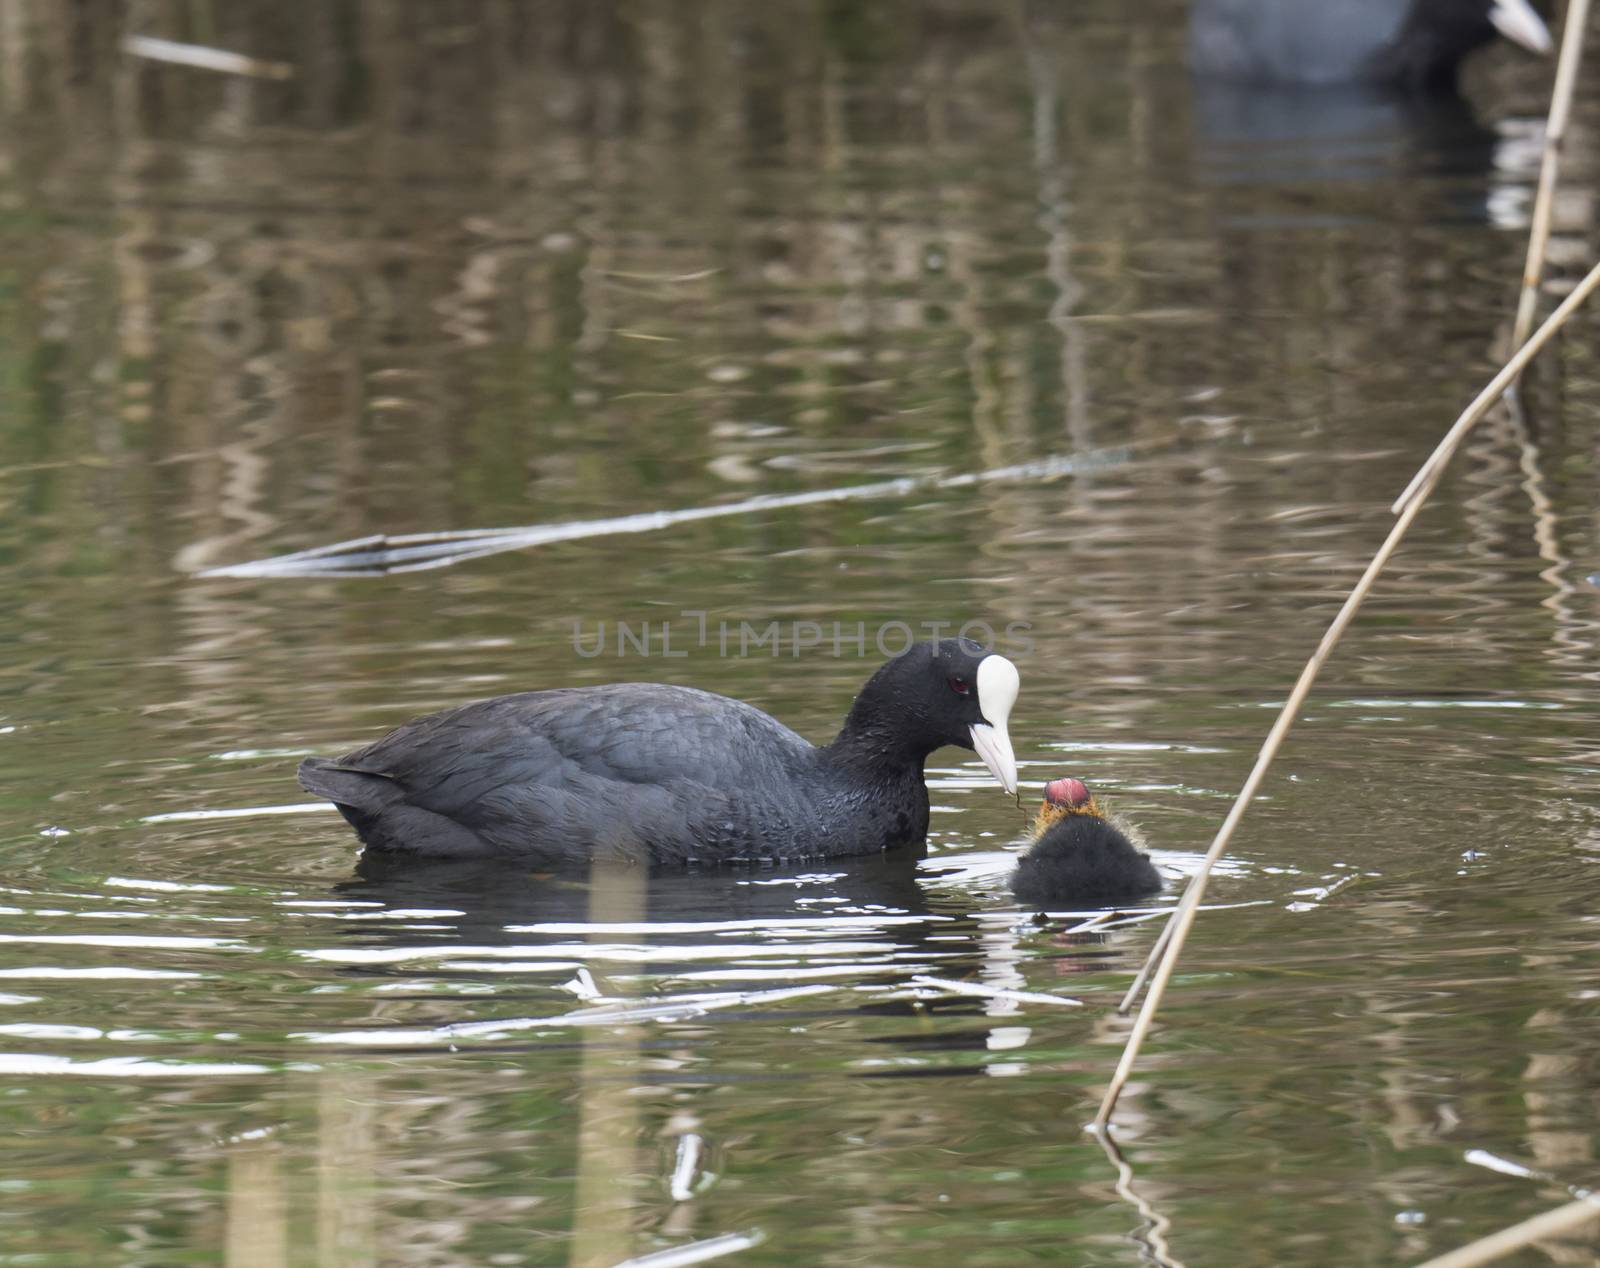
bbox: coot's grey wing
[344,684,812,795]
[300,683,814,861]
[566,684,814,787]
[1190,0,1408,84]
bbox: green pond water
[2,2,1600,1264]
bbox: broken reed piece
[124,35,293,81]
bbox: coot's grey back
[345,683,817,801]
[1189,0,1411,85]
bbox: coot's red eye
[947,675,970,695]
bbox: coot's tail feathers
[297,756,401,811]
[298,757,497,857]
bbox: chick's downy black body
[1010,778,1162,907]
[298,639,1020,867]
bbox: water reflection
[3,0,1600,1263]
[1192,80,1505,200]
[570,857,645,1268]
[340,847,935,937]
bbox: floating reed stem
[1412,1196,1600,1268]
[1510,0,1592,353]
[1095,257,1600,1129]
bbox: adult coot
[1189,0,1552,92]
[1010,777,1162,906]
[299,638,1020,866]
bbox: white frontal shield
[969,654,1019,795]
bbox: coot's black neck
[820,700,937,852]
[821,692,938,785]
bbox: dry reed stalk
[1510,0,1593,353]
[1096,257,1600,1128]
[1411,1196,1600,1268]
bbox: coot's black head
[834,638,1020,793]
[1388,0,1551,89]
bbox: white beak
[970,654,1020,795]
[1490,0,1553,55]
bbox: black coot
[299,638,1020,866]
[1010,778,1162,906]
[1189,0,1551,91]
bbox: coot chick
[299,638,1020,866]
[1189,0,1552,93]
[1010,778,1162,907]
